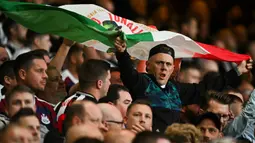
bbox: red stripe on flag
[194,42,250,63]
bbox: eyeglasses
[105,120,123,125]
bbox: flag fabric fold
[0,0,250,62]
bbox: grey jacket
[223,89,255,142]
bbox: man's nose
[161,63,168,70]
[43,71,48,79]
[139,115,146,124]
[204,130,211,140]
[21,102,26,108]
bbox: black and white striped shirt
[54,91,97,132]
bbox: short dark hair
[10,107,37,123]
[133,131,170,143]
[63,103,85,135]
[74,137,103,143]
[99,84,129,104]
[5,85,35,106]
[30,49,50,58]
[126,99,151,116]
[25,29,46,46]
[67,44,84,62]
[201,91,233,110]
[14,51,45,80]
[78,59,110,90]
[0,60,16,85]
[2,18,17,39]
[195,112,221,131]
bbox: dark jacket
[116,51,240,132]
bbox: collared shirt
[54,91,97,133]
[0,96,57,143]
[223,89,255,142]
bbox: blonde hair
[165,123,202,143]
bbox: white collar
[76,91,95,99]
[160,85,166,88]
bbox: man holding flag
[114,36,253,133]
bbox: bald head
[104,130,135,143]
[98,103,123,121]
[71,100,103,123]
[2,124,33,143]
[98,103,123,131]
[66,124,104,143]
[64,100,106,135]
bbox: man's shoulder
[0,113,9,120]
[55,92,87,122]
[0,113,9,129]
[59,91,94,105]
[55,92,86,111]
[35,97,55,111]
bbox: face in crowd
[2,124,34,143]
[146,53,175,86]
[19,58,48,92]
[125,103,153,133]
[206,99,230,129]
[7,91,36,117]
[17,115,40,143]
[196,118,222,142]
[115,90,132,118]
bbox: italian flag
[0,0,250,62]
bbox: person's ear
[198,109,205,115]
[70,55,77,64]
[96,80,103,89]
[19,69,26,80]
[4,76,12,85]
[146,61,150,72]
[72,116,82,125]
[102,121,108,128]
[108,102,114,105]
[34,37,39,47]
[124,116,128,125]
[169,64,175,75]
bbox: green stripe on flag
[0,0,154,49]
[126,32,154,47]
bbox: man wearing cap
[114,37,253,132]
[195,112,222,142]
